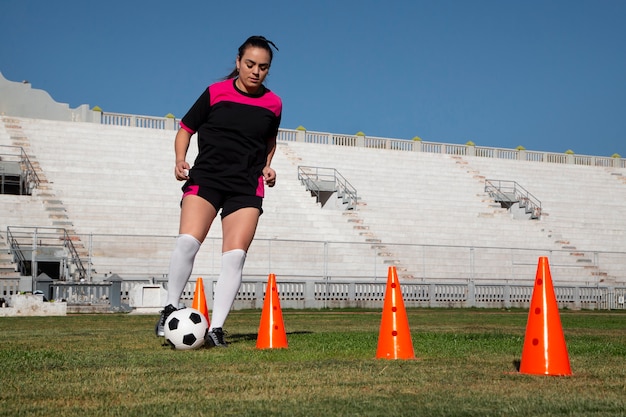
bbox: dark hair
[224,35,279,79]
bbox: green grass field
[1,308,625,417]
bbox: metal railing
[14,276,626,311]
[6,230,28,276]
[274,128,626,168]
[168,277,626,310]
[0,145,40,194]
[297,166,358,210]
[99,112,175,130]
[50,280,123,310]
[96,111,625,169]
[4,232,621,286]
[484,179,542,219]
[6,226,87,281]
[4,232,626,310]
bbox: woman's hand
[175,161,190,181]
[263,166,276,187]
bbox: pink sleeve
[179,121,195,134]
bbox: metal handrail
[297,166,358,210]
[0,145,40,194]
[485,179,542,219]
[62,230,87,281]
[19,147,40,191]
[6,228,28,275]
[5,226,87,281]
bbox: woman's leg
[165,195,217,307]
[165,195,216,307]
[209,207,260,331]
[164,234,201,307]
[157,195,218,336]
[179,195,219,242]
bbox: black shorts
[182,183,263,218]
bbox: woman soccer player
[155,35,282,347]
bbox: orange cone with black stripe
[192,277,210,326]
[256,273,288,349]
[519,257,572,376]
[376,266,415,360]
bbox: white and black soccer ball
[164,308,209,350]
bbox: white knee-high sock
[210,249,246,330]
[165,234,201,307]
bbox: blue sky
[1,0,624,157]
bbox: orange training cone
[256,273,288,349]
[519,257,572,376]
[192,277,210,326]
[376,266,415,360]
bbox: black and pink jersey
[180,78,282,197]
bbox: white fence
[99,112,625,169]
[7,230,626,285]
[3,276,624,311]
[6,234,620,287]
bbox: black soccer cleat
[204,327,228,348]
[155,304,178,337]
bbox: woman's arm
[174,128,193,180]
[263,136,277,187]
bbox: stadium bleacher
[1,73,625,311]
[1,115,625,288]
[1,117,395,285]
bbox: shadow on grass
[229,331,313,343]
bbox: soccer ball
[164,308,209,350]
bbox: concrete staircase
[1,117,90,280]
[284,140,626,285]
[7,118,392,281]
[456,154,626,284]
